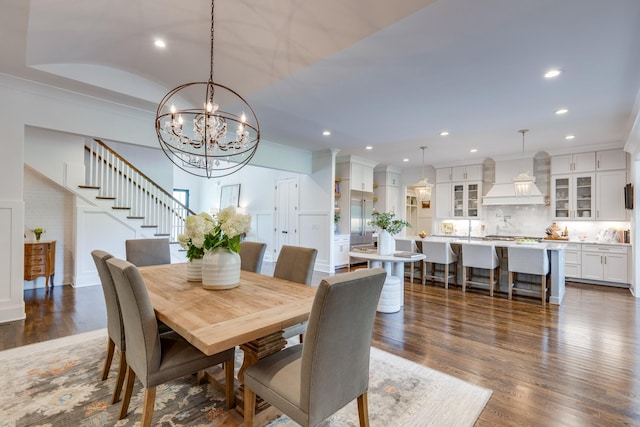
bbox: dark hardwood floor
[1,277,638,426]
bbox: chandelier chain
[210,0,215,82]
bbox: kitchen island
[396,235,567,305]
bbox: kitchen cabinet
[333,234,350,269]
[435,183,452,218]
[452,182,481,218]
[551,152,595,174]
[596,170,627,220]
[563,243,581,278]
[581,245,628,284]
[351,162,374,192]
[24,241,56,287]
[378,171,400,187]
[373,169,401,214]
[337,156,376,193]
[436,164,482,183]
[596,149,627,171]
[551,173,595,220]
[452,164,483,182]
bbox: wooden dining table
[138,262,317,423]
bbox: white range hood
[482,159,547,206]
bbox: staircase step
[96,196,116,200]
[141,225,158,228]
[78,185,100,190]
[112,206,131,210]
[127,216,145,219]
[154,233,170,237]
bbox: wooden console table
[24,241,56,288]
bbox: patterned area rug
[0,329,491,426]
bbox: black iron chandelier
[155,0,260,178]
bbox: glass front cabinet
[452,182,481,218]
[551,174,595,220]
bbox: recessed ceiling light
[154,39,166,48]
[403,158,409,162]
[555,108,568,115]
[365,146,373,150]
[470,148,478,153]
[565,135,575,140]
[544,69,562,79]
[440,131,449,136]
[322,130,331,136]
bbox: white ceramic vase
[378,230,396,255]
[202,247,241,290]
[186,258,202,282]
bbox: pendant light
[513,129,535,196]
[155,0,260,178]
[413,146,433,202]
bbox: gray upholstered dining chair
[92,249,128,404]
[106,258,235,427]
[239,241,267,273]
[243,267,387,427]
[273,245,318,342]
[125,238,170,267]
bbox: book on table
[394,251,422,259]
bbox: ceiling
[3,0,640,171]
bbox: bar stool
[507,245,549,306]
[421,240,458,288]
[461,243,500,296]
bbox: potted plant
[368,211,410,255]
[32,227,45,241]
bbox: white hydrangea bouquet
[178,212,216,261]
[204,206,251,253]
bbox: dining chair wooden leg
[102,338,115,381]
[140,387,157,427]
[119,366,136,420]
[111,351,127,404]
[541,275,547,306]
[357,392,370,427]
[224,360,235,410]
[244,385,256,427]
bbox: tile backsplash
[434,205,630,240]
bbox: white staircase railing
[82,139,194,241]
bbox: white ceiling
[3,0,640,170]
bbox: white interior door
[274,177,299,260]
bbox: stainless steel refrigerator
[350,190,375,246]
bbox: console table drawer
[24,241,56,287]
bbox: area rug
[0,329,491,426]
